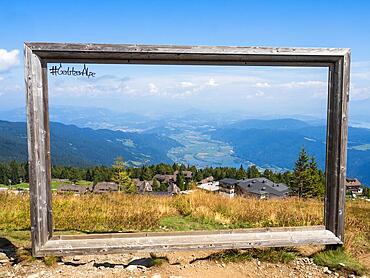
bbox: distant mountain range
[0,106,163,132]
[211,118,370,185]
[1,105,370,186]
[0,120,180,166]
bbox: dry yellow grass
[0,190,368,257]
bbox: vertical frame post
[24,45,53,255]
[325,53,350,242]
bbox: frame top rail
[24,42,350,66]
[25,42,350,56]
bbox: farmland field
[167,130,253,169]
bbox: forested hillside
[0,120,180,166]
[211,119,370,185]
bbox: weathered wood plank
[38,227,341,257]
[337,52,350,241]
[41,59,53,237]
[24,43,349,67]
[52,226,327,241]
[325,51,350,243]
[25,42,350,56]
[42,58,332,67]
[25,45,52,255]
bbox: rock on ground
[0,251,365,278]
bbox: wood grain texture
[38,227,341,257]
[51,226,327,240]
[24,42,350,257]
[324,52,350,243]
[25,42,350,56]
[25,45,53,256]
[24,43,350,66]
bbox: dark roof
[237,178,289,197]
[345,177,361,187]
[133,179,153,192]
[57,184,86,194]
[219,178,238,187]
[93,182,118,192]
[154,174,175,183]
[199,176,214,184]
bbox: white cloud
[179,81,195,88]
[206,78,218,87]
[171,90,194,99]
[0,83,22,94]
[149,83,159,94]
[353,72,370,80]
[46,67,333,107]
[0,49,20,72]
[254,82,271,88]
[278,81,326,89]
[350,84,370,100]
[352,61,370,80]
[50,75,133,97]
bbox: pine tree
[305,157,325,197]
[176,172,185,191]
[263,169,274,181]
[194,171,204,182]
[172,163,180,171]
[152,177,161,191]
[236,164,247,179]
[24,162,29,183]
[112,157,136,193]
[292,148,310,197]
[159,182,168,191]
[140,166,153,181]
[247,165,260,178]
[363,186,370,198]
[9,161,20,185]
[85,169,92,181]
[292,149,324,198]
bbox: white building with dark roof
[237,178,289,199]
[218,178,238,198]
[218,177,289,199]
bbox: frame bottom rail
[36,226,342,257]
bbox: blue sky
[1,0,370,123]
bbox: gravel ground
[0,250,367,278]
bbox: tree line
[1,148,364,198]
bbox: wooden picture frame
[24,43,350,257]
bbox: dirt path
[0,251,361,278]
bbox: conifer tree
[152,177,160,191]
[292,149,324,198]
[176,172,185,191]
[112,157,136,193]
[247,165,260,178]
[292,148,310,197]
[236,164,247,179]
[263,169,274,181]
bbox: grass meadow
[0,190,369,273]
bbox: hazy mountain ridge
[1,105,370,185]
[227,118,311,130]
[0,120,181,166]
[211,118,370,185]
[0,106,162,132]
